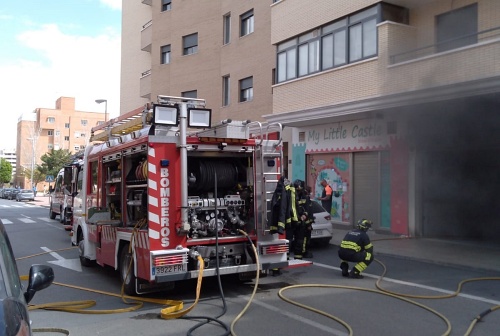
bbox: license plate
[311,230,323,237]
[155,264,186,275]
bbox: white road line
[37,217,54,222]
[0,219,13,224]
[313,262,500,306]
[18,218,36,223]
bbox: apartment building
[122,0,275,125]
[268,0,500,241]
[15,97,105,189]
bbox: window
[161,0,171,12]
[436,4,477,53]
[239,77,253,102]
[64,136,69,141]
[81,133,86,138]
[183,33,198,56]
[97,121,104,125]
[81,120,88,126]
[48,144,54,149]
[74,132,80,138]
[223,13,231,44]
[181,90,197,99]
[276,5,380,83]
[240,10,254,37]
[161,44,171,64]
[47,117,55,123]
[222,75,230,106]
[298,30,320,76]
[80,145,86,150]
[48,130,54,136]
[65,123,70,128]
[74,146,80,151]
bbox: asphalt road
[2,198,499,336]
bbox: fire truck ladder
[247,121,284,235]
[89,107,152,143]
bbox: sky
[0,0,122,150]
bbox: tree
[39,149,73,179]
[0,158,12,185]
[24,166,46,187]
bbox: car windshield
[310,201,327,213]
[20,190,31,193]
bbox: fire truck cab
[71,95,305,295]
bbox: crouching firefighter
[338,219,374,278]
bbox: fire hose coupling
[188,249,200,259]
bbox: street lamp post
[95,99,108,122]
[27,138,35,189]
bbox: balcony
[141,0,152,5]
[141,20,152,52]
[381,22,500,96]
[140,69,151,99]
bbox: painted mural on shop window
[307,153,351,223]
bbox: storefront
[289,118,409,234]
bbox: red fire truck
[70,95,307,295]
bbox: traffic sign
[45,175,54,182]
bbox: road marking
[18,218,36,223]
[0,219,13,224]
[41,247,82,272]
[37,217,54,222]
[313,262,500,306]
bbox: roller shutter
[353,152,379,228]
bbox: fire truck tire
[119,244,136,295]
[49,206,57,220]
[77,233,94,267]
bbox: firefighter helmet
[357,219,372,231]
[293,179,304,191]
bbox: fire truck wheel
[119,244,136,295]
[77,233,94,267]
[49,206,56,220]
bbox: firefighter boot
[349,269,364,279]
[340,262,349,277]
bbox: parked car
[0,220,54,335]
[8,189,21,200]
[16,189,35,202]
[310,201,334,246]
[2,188,14,199]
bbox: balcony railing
[390,26,500,64]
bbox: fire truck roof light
[188,108,212,129]
[153,104,179,126]
[160,160,170,167]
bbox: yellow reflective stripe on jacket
[290,187,298,221]
[340,241,361,252]
[365,243,373,250]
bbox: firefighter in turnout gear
[338,219,374,278]
[270,176,292,235]
[289,179,314,259]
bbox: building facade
[267,0,500,242]
[122,0,275,124]
[15,97,105,189]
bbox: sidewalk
[32,195,50,207]
[331,227,500,273]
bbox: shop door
[353,152,379,228]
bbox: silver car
[16,189,35,202]
[310,201,334,246]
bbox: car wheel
[49,206,56,220]
[59,208,65,223]
[120,244,136,296]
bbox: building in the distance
[15,96,105,189]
